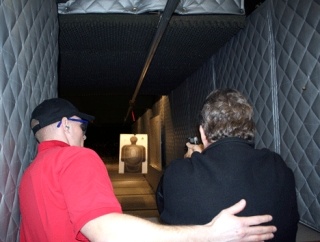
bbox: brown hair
[199,88,255,142]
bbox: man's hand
[207,199,277,242]
[184,142,204,158]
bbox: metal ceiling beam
[124,0,180,123]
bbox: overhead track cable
[124,0,180,123]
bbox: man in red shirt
[19,98,276,242]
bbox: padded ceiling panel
[58,0,245,15]
[58,14,246,96]
[58,14,245,124]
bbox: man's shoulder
[165,158,195,175]
[58,146,101,164]
[64,145,96,154]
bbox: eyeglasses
[57,118,89,133]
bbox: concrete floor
[106,161,320,241]
[296,224,320,242]
[107,161,159,218]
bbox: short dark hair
[199,88,255,142]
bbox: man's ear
[61,117,70,132]
[199,125,209,148]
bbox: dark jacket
[156,137,299,241]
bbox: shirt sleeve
[59,147,122,237]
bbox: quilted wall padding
[214,0,320,231]
[272,0,320,230]
[0,0,59,241]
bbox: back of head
[199,88,255,142]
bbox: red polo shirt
[19,140,122,242]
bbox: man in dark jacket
[157,88,299,241]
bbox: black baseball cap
[31,98,95,135]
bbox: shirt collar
[204,137,255,152]
[38,140,70,152]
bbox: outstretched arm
[81,199,276,242]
